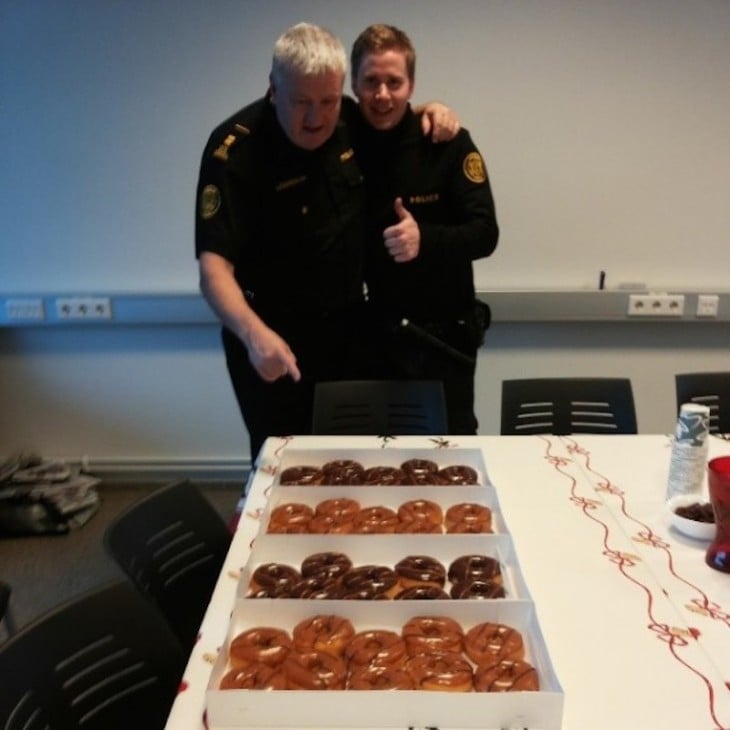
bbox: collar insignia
[213,134,238,161]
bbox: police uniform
[195,96,367,458]
[347,101,499,434]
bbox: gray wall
[1,1,729,472]
[2,321,728,474]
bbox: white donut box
[205,447,564,729]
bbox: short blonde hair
[351,24,416,83]
[271,22,347,85]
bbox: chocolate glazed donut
[450,579,506,600]
[279,465,324,485]
[438,465,479,485]
[394,555,446,588]
[321,460,365,484]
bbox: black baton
[399,318,476,367]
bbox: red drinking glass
[706,455,730,572]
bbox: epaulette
[213,123,251,162]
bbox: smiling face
[352,49,414,131]
[270,68,344,150]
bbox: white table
[165,434,730,730]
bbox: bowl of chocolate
[666,494,716,541]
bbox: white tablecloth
[165,434,730,730]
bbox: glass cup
[705,455,730,572]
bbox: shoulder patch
[200,184,221,220]
[463,152,487,184]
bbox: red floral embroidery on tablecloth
[561,435,730,728]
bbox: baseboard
[71,457,251,484]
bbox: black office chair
[675,372,730,434]
[312,379,448,435]
[0,580,185,730]
[103,479,231,650]
[501,377,638,435]
[0,580,16,638]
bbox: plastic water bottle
[666,403,711,501]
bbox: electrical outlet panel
[696,294,719,318]
[627,294,685,317]
[55,296,113,320]
[5,297,45,321]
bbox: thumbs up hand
[383,197,421,263]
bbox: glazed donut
[268,502,314,533]
[401,458,439,476]
[437,465,479,485]
[266,521,309,534]
[344,629,407,668]
[300,551,353,581]
[283,650,347,690]
[394,555,446,589]
[448,555,502,586]
[352,505,399,533]
[402,615,464,656]
[405,651,473,692]
[450,579,506,600]
[290,575,344,600]
[397,499,443,528]
[395,518,443,534]
[279,465,324,486]
[348,664,414,690]
[464,622,525,665]
[394,585,450,600]
[308,513,356,534]
[321,460,364,485]
[341,565,398,597]
[229,627,292,668]
[292,615,355,658]
[445,503,492,534]
[220,662,287,690]
[315,497,361,520]
[474,658,539,692]
[362,466,406,485]
[249,563,301,594]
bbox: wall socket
[55,296,113,320]
[627,294,685,317]
[5,297,45,321]
[696,294,719,318]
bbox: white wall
[1,2,729,471]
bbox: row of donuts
[220,614,538,692]
[246,552,506,600]
[279,458,480,486]
[267,498,493,534]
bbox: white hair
[271,22,346,85]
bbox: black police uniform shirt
[345,100,499,325]
[195,94,366,333]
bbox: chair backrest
[312,380,448,435]
[675,371,730,434]
[501,377,638,435]
[0,580,15,638]
[103,479,231,650]
[0,580,185,730]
